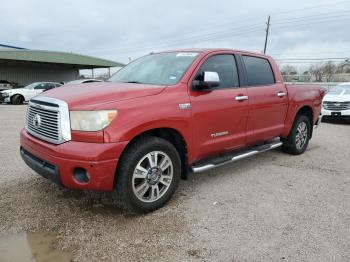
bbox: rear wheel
[113,136,181,213]
[282,114,311,155]
[11,95,24,105]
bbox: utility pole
[263,15,271,54]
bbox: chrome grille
[26,101,60,143]
[323,101,350,111]
[26,97,71,144]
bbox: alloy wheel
[132,151,173,203]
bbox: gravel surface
[0,105,349,261]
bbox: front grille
[323,101,350,111]
[26,100,61,144]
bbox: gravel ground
[0,104,349,261]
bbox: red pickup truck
[20,49,324,213]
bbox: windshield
[24,83,40,89]
[109,52,199,86]
[329,85,350,95]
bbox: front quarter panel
[102,84,195,162]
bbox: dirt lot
[0,105,349,262]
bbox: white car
[322,83,350,121]
[0,82,62,105]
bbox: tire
[11,94,24,105]
[113,136,181,213]
[282,114,311,155]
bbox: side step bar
[190,140,283,173]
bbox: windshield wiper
[123,81,143,84]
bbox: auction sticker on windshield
[176,52,198,57]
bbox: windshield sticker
[176,52,198,57]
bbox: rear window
[243,56,275,86]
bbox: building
[0,44,124,86]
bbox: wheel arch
[282,103,315,138]
[10,93,25,104]
[116,127,190,182]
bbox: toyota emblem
[33,114,41,129]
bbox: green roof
[0,50,124,68]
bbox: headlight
[1,93,9,97]
[70,110,117,131]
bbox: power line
[271,50,350,56]
[276,58,350,61]
[273,13,350,26]
[71,0,350,59]
[270,0,350,17]
[80,25,265,54]
[270,17,350,32]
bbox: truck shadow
[322,118,350,125]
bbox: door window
[194,55,239,89]
[34,83,46,90]
[242,56,275,86]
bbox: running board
[190,140,283,173]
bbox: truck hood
[38,82,166,109]
[323,93,350,102]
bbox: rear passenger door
[242,55,288,145]
[189,54,249,160]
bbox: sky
[1,0,350,72]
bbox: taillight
[319,88,326,98]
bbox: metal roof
[0,50,124,68]
[0,43,28,50]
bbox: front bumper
[0,94,9,103]
[321,109,350,119]
[20,129,128,191]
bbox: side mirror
[192,71,220,90]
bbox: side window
[34,83,45,89]
[44,84,55,90]
[242,56,275,86]
[195,55,239,89]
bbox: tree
[309,64,323,82]
[301,70,312,82]
[280,65,298,81]
[337,59,350,73]
[280,65,298,76]
[321,61,336,82]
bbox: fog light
[73,167,90,183]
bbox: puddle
[0,231,72,262]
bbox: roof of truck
[157,48,268,57]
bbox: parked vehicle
[66,79,103,84]
[20,49,324,213]
[0,82,62,105]
[0,80,14,92]
[321,83,350,121]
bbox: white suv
[322,83,350,121]
[0,82,62,105]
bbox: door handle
[277,91,287,97]
[235,95,249,101]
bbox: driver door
[189,54,249,160]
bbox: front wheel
[11,94,24,105]
[113,136,181,213]
[282,114,311,155]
